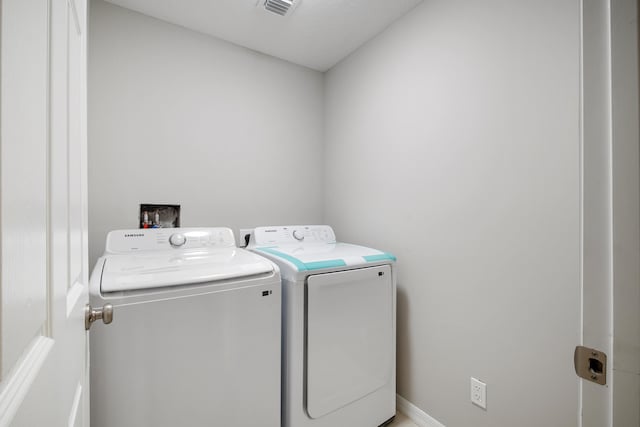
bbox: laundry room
[83,0,640,425]
[0,0,638,426]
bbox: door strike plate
[574,346,607,385]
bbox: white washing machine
[248,225,396,427]
[89,227,281,427]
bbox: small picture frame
[139,204,180,229]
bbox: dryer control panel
[252,225,336,246]
[105,227,236,253]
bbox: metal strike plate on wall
[574,346,607,385]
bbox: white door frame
[581,0,639,425]
[610,0,640,424]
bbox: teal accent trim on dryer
[256,248,308,271]
[305,259,347,270]
[363,253,397,262]
[255,248,347,271]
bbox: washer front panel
[91,278,281,427]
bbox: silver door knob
[85,303,114,331]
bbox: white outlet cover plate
[470,377,487,409]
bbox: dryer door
[305,265,393,419]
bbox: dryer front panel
[305,265,393,419]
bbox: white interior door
[0,0,89,426]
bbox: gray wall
[324,0,581,426]
[88,0,324,265]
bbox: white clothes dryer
[89,227,281,427]
[248,225,396,427]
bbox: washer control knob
[169,233,186,247]
[293,230,305,241]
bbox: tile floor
[389,412,418,427]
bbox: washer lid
[253,242,396,273]
[100,248,274,293]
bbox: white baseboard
[396,394,446,427]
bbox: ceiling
[103,0,424,71]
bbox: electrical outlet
[470,377,487,409]
[239,228,254,248]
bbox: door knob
[85,303,113,331]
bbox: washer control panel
[105,227,236,253]
[252,225,336,246]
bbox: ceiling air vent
[263,0,295,16]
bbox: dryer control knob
[169,233,186,247]
[293,230,305,241]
